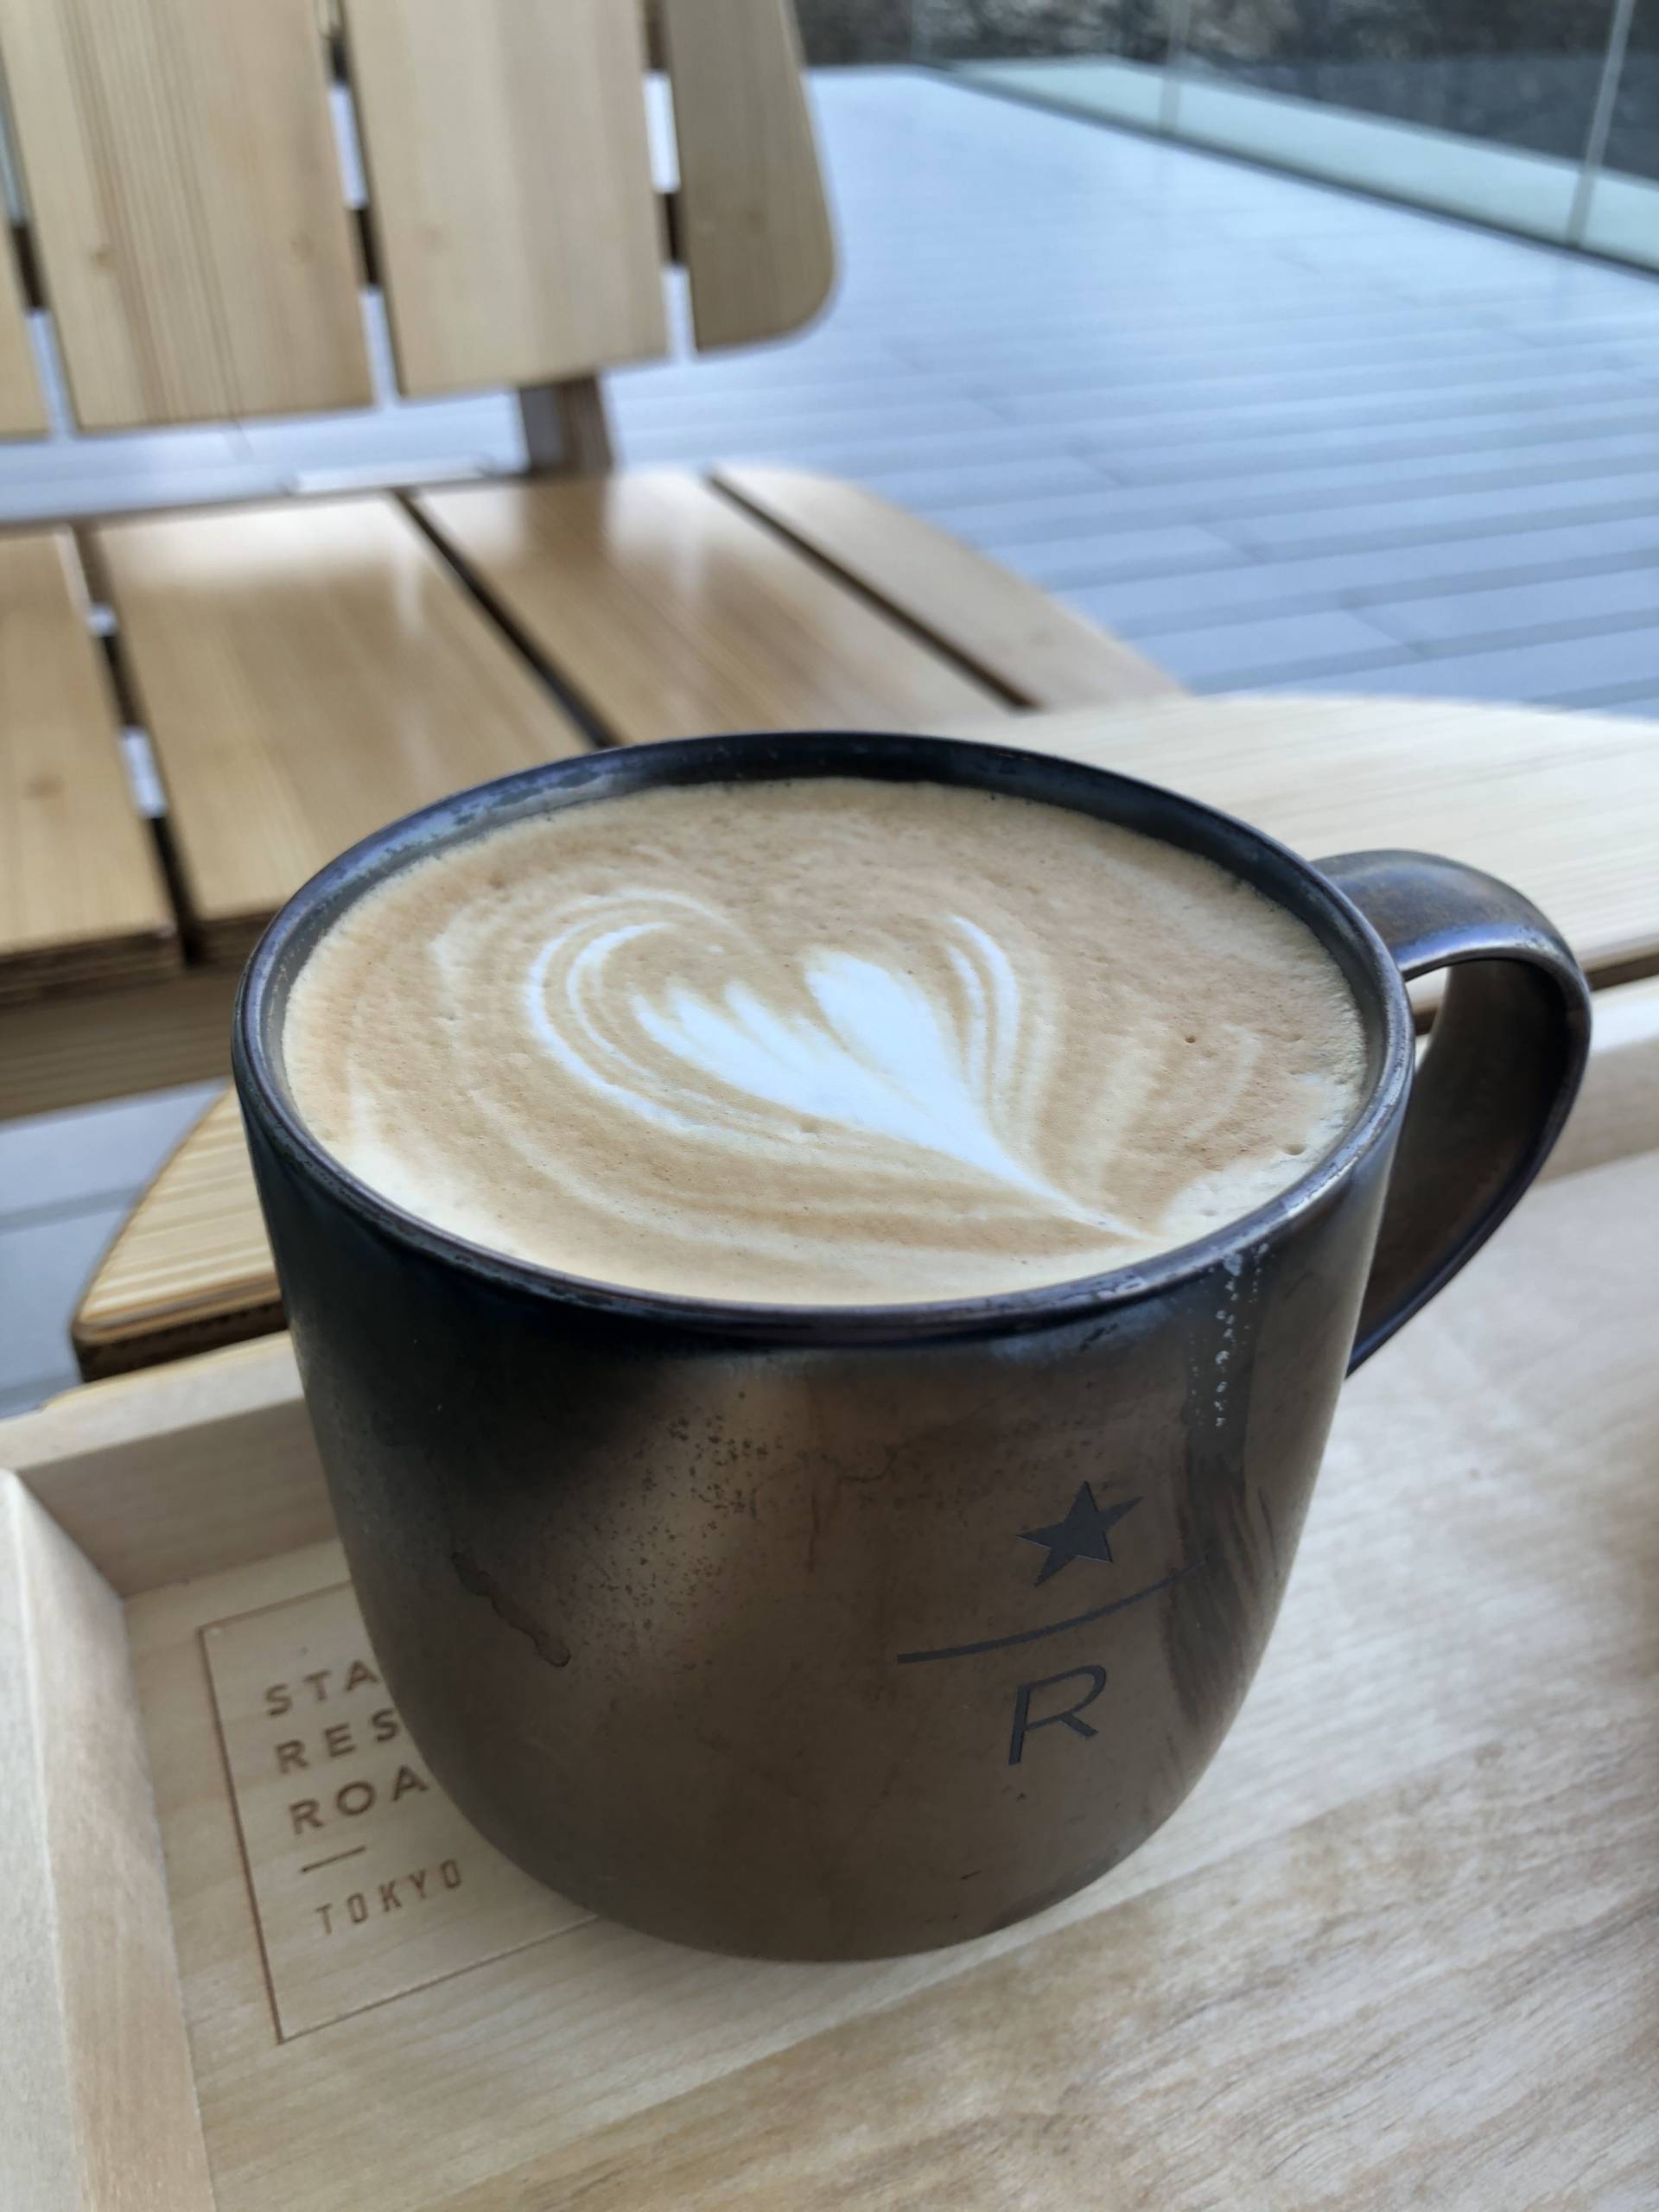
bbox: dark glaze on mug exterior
[234,734,1590,1961]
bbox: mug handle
[1314,850,1592,1372]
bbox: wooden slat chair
[0,0,1180,1129]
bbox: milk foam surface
[283,778,1366,1303]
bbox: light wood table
[73,691,1659,1378]
[4,1019,1656,2208]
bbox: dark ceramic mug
[234,733,1589,1960]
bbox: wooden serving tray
[5,1079,1657,2207]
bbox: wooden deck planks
[607,74,1659,714]
[714,465,1181,708]
[0,530,175,1003]
[92,495,589,963]
[414,470,1006,740]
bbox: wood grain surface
[0,1474,213,2210]
[342,0,666,396]
[1542,971,1659,1184]
[0,529,175,1002]
[523,1688,1657,2211]
[663,0,836,350]
[13,1134,1642,2209]
[716,465,1182,708]
[201,1573,588,2039]
[3,1335,321,1599]
[96,494,588,959]
[963,692,1659,988]
[0,963,237,1122]
[416,471,1006,740]
[0,230,47,436]
[0,0,370,428]
[74,1090,272,1379]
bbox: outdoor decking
[609,72,1659,715]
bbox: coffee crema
[282,778,1366,1304]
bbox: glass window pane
[791,3,916,65]
[913,0,1177,66]
[1181,0,1618,162]
[1603,0,1659,181]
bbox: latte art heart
[284,778,1366,1303]
[519,898,1136,1236]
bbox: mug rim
[233,731,1414,1344]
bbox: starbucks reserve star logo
[1017,1482,1141,1585]
[893,1478,1202,1766]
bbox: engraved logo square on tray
[202,1581,588,2039]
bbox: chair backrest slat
[664,0,834,351]
[0,239,46,435]
[0,0,832,442]
[341,0,667,397]
[0,0,371,429]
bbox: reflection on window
[1182,0,1618,163]
[1605,0,1659,181]
[897,0,1659,269]
[914,0,1176,66]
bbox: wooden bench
[73,694,1659,1376]
[0,0,1179,1123]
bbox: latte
[282,777,1366,1303]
